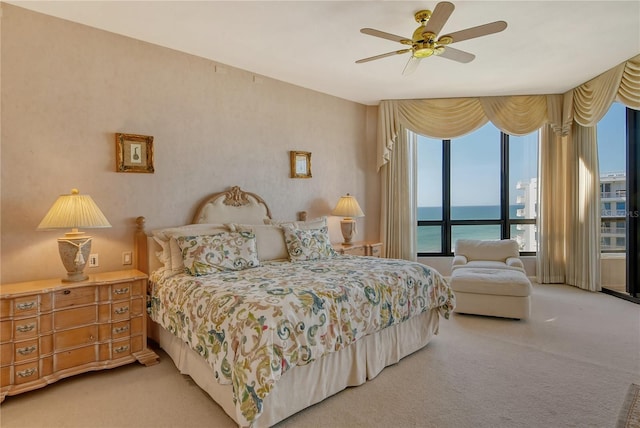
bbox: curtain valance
[377,94,557,170]
[572,54,640,126]
[377,53,640,170]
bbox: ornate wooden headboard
[134,186,273,275]
[192,185,272,224]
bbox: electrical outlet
[122,251,132,265]
[89,254,99,267]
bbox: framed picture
[290,151,312,178]
[116,133,154,173]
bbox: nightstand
[333,241,383,257]
[0,269,159,402]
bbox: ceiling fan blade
[423,1,455,36]
[402,56,421,75]
[442,20,508,44]
[356,49,411,64]
[360,28,411,44]
[438,46,475,63]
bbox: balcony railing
[601,226,626,235]
[601,191,626,199]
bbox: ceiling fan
[356,2,507,74]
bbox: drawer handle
[16,302,36,311]
[114,306,129,315]
[63,290,71,295]
[16,323,36,333]
[17,345,37,355]
[17,367,37,378]
[114,345,129,354]
[114,287,129,295]
[113,325,129,334]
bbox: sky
[417,101,626,207]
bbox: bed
[134,186,455,427]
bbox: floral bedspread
[149,255,455,426]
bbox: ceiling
[6,1,640,105]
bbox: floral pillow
[282,224,337,261]
[151,223,229,278]
[176,231,259,276]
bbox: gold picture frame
[290,151,312,178]
[116,133,154,173]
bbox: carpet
[618,383,640,428]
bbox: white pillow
[176,231,259,276]
[230,224,288,262]
[266,216,327,230]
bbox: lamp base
[63,271,89,283]
[340,218,356,244]
[57,236,92,282]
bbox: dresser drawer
[130,316,143,336]
[41,356,53,378]
[0,320,12,342]
[1,342,13,366]
[111,320,131,340]
[40,334,53,356]
[55,345,96,371]
[0,300,11,319]
[130,280,143,297]
[53,286,95,309]
[54,325,97,351]
[368,243,382,257]
[14,318,38,340]
[14,339,39,363]
[40,313,53,334]
[130,334,143,353]
[14,361,39,385]
[39,293,52,312]
[13,296,39,317]
[112,338,132,359]
[130,297,143,317]
[112,302,132,321]
[0,365,11,387]
[111,283,133,300]
[54,306,97,330]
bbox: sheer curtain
[378,53,640,291]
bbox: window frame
[417,131,537,257]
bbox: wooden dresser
[333,241,383,257]
[0,269,159,402]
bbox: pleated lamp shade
[38,189,111,236]
[331,194,365,219]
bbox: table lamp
[37,189,112,282]
[332,193,365,244]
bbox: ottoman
[450,267,532,320]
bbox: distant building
[600,172,626,251]
[513,173,626,252]
[514,178,537,252]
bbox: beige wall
[0,5,379,284]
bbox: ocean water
[417,205,526,252]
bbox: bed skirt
[154,308,440,427]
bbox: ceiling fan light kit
[356,1,507,74]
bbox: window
[417,122,538,255]
[597,102,626,253]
